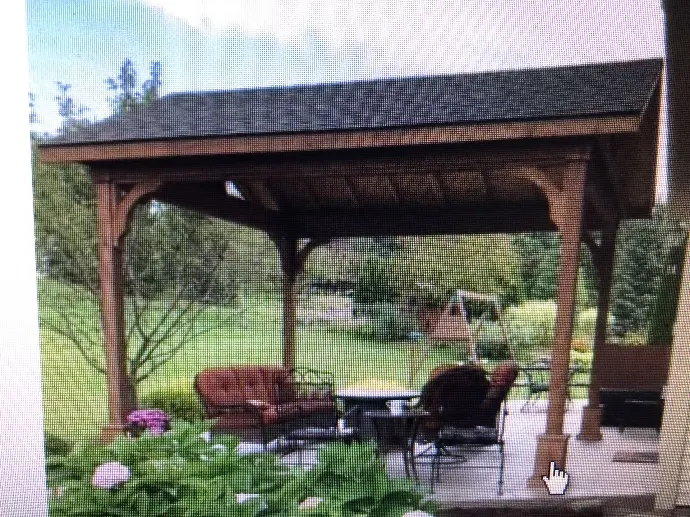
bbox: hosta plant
[47,421,435,517]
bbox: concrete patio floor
[392,401,659,505]
[281,401,660,510]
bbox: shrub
[48,421,434,516]
[571,338,591,354]
[139,378,205,422]
[355,302,416,341]
[574,308,597,342]
[504,301,556,349]
[474,322,512,360]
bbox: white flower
[298,497,323,510]
[200,431,212,442]
[210,444,227,453]
[402,512,434,517]
[91,461,131,489]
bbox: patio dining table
[336,388,421,439]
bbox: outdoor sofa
[195,365,338,444]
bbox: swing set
[407,288,514,386]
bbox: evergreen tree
[611,208,685,341]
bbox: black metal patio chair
[519,359,588,411]
[411,361,518,495]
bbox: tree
[512,233,560,301]
[511,232,597,307]
[106,58,162,113]
[610,208,685,341]
[37,59,240,392]
[39,204,239,384]
[54,82,90,134]
[29,92,38,125]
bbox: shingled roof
[50,58,662,145]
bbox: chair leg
[497,442,505,496]
[430,445,440,494]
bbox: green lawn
[38,279,591,443]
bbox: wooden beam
[275,237,298,371]
[274,236,327,370]
[287,202,555,238]
[39,114,639,163]
[83,144,593,184]
[155,183,286,233]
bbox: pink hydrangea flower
[127,409,170,436]
[91,461,131,489]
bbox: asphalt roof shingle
[51,58,663,144]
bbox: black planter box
[599,389,664,431]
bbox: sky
[27,0,665,133]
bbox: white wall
[0,2,49,516]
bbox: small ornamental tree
[36,59,241,403]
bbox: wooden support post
[95,179,161,442]
[525,161,587,487]
[276,237,326,371]
[578,223,618,441]
[96,182,135,441]
[278,237,299,371]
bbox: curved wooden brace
[112,180,163,246]
[274,236,329,276]
[296,238,329,271]
[511,165,562,202]
[509,164,586,231]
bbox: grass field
[38,279,591,443]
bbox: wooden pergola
[38,58,663,485]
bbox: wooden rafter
[252,181,282,211]
[384,175,401,203]
[342,177,359,209]
[429,173,447,207]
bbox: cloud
[136,0,664,76]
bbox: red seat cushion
[195,366,289,417]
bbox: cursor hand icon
[542,461,569,495]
